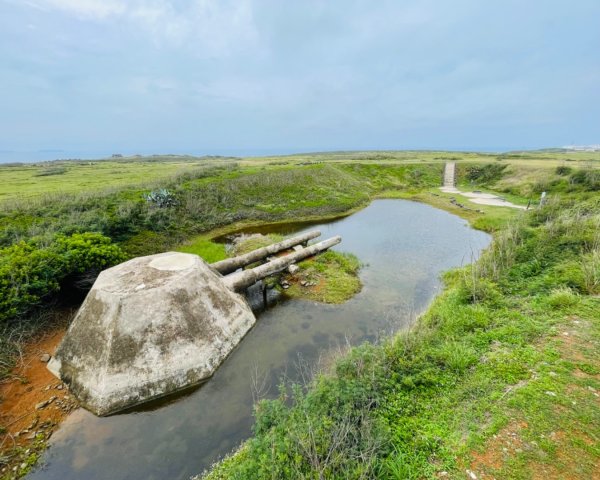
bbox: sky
[0,0,599,159]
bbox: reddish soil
[470,421,528,477]
[0,327,77,454]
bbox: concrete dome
[48,252,255,416]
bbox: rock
[35,400,50,410]
[300,280,308,287]
[47,252,256,416]
[39,353,51,363]
[56,384,63,390]
[292,245,303,252]
[466,470,478,480]
[287,264,300,274]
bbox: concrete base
[48,252,256,416]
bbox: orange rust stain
[0,327,77,453]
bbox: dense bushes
[464,163,508,184]
[0,233,125,323]
[568,168,600,191]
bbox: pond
[29,199,490,480]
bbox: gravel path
[441,162,526,210]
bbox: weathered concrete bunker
[48,232,340,416]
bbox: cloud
[32,0,125,19]
[25,0,259,55]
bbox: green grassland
[1,149,598,201]
[1,150,599,479]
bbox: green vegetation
[229,233,285,256]
[1,150,599,478]
[177,236,227,263]
[0,162,443,326]
[283,251,362,304]
[204,194,600,480]
[463,163,508,185]
[204,233,362,304]
[0,233,125,323]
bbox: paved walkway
[441,162,526,210]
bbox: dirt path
[0,326,77,478]
[441,162,527,209]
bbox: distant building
[562,145,600,152]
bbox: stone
[47,252,256,416]
[287,264,300,274]
[39,353,51,363]
[292,245,303,252]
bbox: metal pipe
[211,230,321,275]
[223,236,341,291]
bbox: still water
[29,200,490,480]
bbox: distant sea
[0,146,517,164]
[0,148,312,164]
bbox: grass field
[1,150,598,201]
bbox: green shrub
[34,166,67,177]
[555,165,572,176]
[568,169,600,191]
[581,250,600,294]
[457,275,501,305]
[464,163,508,185]
[546,287,580,309]
[0,233,125,323]
[144,188,177,208]
[431,341,479,373]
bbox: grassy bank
[203,192,599,479]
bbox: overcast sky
[1,0,599,157]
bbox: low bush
[555,165,572,175]
[0,233,125,323]
[546,286,580,308]
[569,168,600,191]
[464,163,508,185]
[34,166,68,177]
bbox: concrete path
[440,162,526,210]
